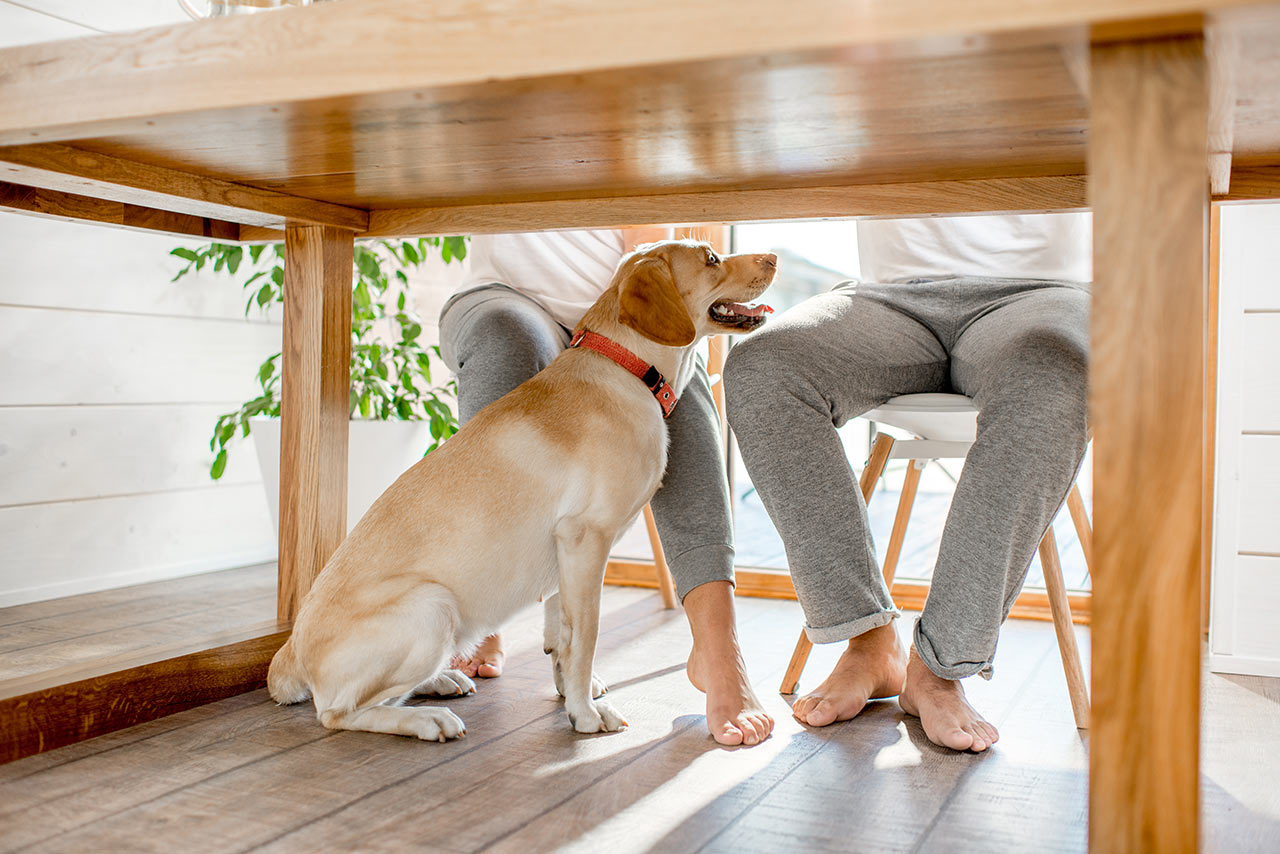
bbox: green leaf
[256,283,273,307]
[359,390,371,418]
[402,321,422,343]
[396,399,413,420]
[171,247,199,262]
[227,246,244,274]
[211,449,228,480]
[249,245,265,264]
[440,239,452,263]
[396,291,406,311]
[257,359,275,384]
[448,236,468,262]
[271,266,284,286]
[356,249,380,279]
[401,241,420,264]
[217,419,236,446]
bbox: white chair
[779,393,1093,729]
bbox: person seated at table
[437,227,775,747]
[723,213,1090,752]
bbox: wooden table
[2,1,1278,849]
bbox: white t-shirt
[457,230,626,329]
[857,213,1092,284]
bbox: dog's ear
[618,257,696,347]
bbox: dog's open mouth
[709,301,774,331]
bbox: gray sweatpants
[724,277,1089,680]
[438,285,735,600]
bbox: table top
[1,0,1278,236]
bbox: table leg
[1089,33,1207,853]
[278,224,353,621]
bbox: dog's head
[612,240,778,347]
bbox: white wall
[0,212,285,605]
[1211,203,1280,677]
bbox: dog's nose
[761,254,778,270]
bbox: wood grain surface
[0,181,241,240]
[0,619,289,765]
[0,588,1272,853]
[277,225,352,621]
[1088,32,1208,853]
[0,144,367,230]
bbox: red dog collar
[568,329,678,418]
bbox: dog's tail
[267,637,311,704]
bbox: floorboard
[0,588,1274,854]
[0,564,275,681]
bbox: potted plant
[169,236,467,532]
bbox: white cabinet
[1211,204,1280,676]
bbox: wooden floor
[1,586,1276,853]
[0,564,275,682]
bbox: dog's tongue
[723,302,774,317]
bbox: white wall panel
[0,306,280,405]
[1241,314,1280,430]
[1221,204,1280,311]
[1232,555,1280,659]
[0,213,281,323]
[0,485,275,607]
[0,2,92,47]
[1237,435,1280,555]
[0,404,261,505]
[4,0,186,33]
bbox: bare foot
[898,646,999,752]
[791,621,907,727]
[450,633,505,678]
[687,642,774,747]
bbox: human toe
[803,699,840,727]
[713,720,746,746]
[938,725,975,751]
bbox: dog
[267,239,777,741]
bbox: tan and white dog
[267,240,777,741]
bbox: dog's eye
[705,253,721,267]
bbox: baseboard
[604,560,1092,625]
[1208,653,1280,678]
[0,549,278,609]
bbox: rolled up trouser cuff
[804,607,899,645]
[912,617,994,680]
[668,543,736,602]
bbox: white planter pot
[251,416,434,536]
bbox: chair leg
[780,433,896,694]
[643,503,678,609]
[1066,483,1093,577]
[882,460,922,589]
[1039,525,1090,729]
[780,632,813,694]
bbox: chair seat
[864,393,979,442]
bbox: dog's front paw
[591,673,609,699]
[411,707,467,742]
[567,699,628,734]
[412,669,477,697]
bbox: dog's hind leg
[320,701,466,742]
[544,592,608,700]
[553,523,627,733]
[310,583,467,741]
